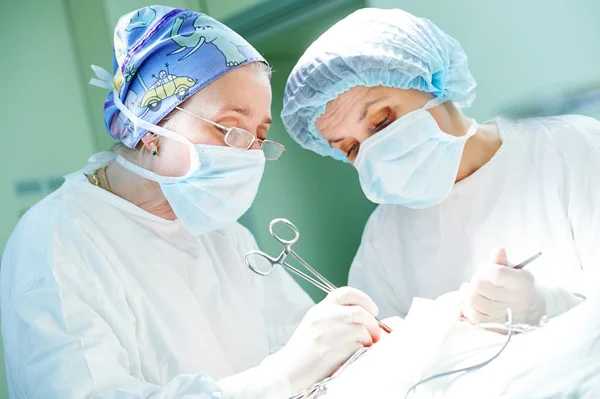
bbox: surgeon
[0,6,384,399]
[282,8,600,325]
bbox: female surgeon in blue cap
[282,9,600,325]
[0,6,385,399]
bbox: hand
[460,248,546,325]
[265,287,381,394]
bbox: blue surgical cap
[281,8,476,161]
[103,6,266,148]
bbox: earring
[150,142,158,156]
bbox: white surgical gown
[0,154,313,398]
[350,115,600,318]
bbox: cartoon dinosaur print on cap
[126,7,157,31]
[123,6,170,32]
[169,14,248,66]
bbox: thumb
[491,248,509,266]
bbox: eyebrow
[221,104,272,125]
[222,104,249,116]
[358,97,389,122]
[327,97,391,145]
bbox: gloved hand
[460,248,546,325]
[262,286,381,395]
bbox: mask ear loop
[463,119,478,139]
[423,96,478,139]
[89,64,200,181]
[111,92,200,180]
[423,96,448,110]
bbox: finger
[326,287,379,317]
[465,292,504,318]
[462,305,489,324]
[341,305,381,343]
[491,247,510,266]
[486,327,509,336]
[471,279,510,302]
[330,321,372,350]
[478,263,525,288]
[351,324,374,347]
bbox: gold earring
[150,142,158,156]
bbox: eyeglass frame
[174,106,286,160]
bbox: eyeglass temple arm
[175,106,286,154]
[174,106,229,131]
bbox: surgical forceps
[245,218,393,334]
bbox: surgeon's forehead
[319,86,391,138]
[317,86,371,134]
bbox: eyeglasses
[175,107,286,161]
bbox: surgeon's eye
[374,113,392,132]
[343,141,359,157]
[212,124,228,136]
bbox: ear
[140,132,157,151]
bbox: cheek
[427,107,454,135]
[168,116,226,146]
[151,140,192,177]
[197,133,226,147]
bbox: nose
[249,137,262,150]
[358,131,374,144]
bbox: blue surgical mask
[354,97,477,209]
[112,94,265,235]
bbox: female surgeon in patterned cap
[0,6,385,399]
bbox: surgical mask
[112,94,265,235]
[354,97,477,209]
